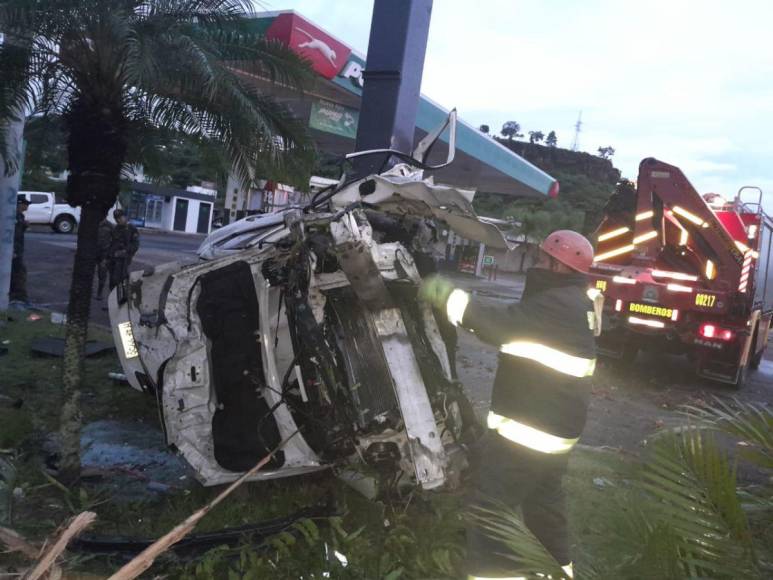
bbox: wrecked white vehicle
[109,113,507,493]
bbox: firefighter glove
[418,275,455,309]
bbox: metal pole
[475,242,486,278]
[352,0,433,178]
[0,116,24,314]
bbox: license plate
[628,302,674,319]
[118,321,139,359]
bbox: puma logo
[294,27,337,67]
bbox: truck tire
[53,215,76,234]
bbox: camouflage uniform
[9,208,28,303]
[108,222,140,290]
[95,219,114,299]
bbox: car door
[22,193,53,224]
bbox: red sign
[266,13,351,80]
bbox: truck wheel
[54,215,76,234]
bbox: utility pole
[351,0,433,178]
[571,110,582,152]
[0,30,26,315]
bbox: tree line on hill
[479,121,615,159]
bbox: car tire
[54,215,76,234]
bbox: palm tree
[0,0,315,483]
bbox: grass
[0,315,157,539]
[0,315,648,578]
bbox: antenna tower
[571,111,583,151]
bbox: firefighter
[419,230,599,579]
[107,209,139,291]
[94,217,114,300]
[9,196,30,305]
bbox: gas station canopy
[240,11,557,198]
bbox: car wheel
[54,215,76,234]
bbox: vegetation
[501,120,523,141]
[528,130,544,144]
[546,130,558,147]
[0,0,315,484]
[474,399,773,579]
[475,169,618,241]
[597,146,615,159]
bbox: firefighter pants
[466,431,571,577]
[9,257,28,302]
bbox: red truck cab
[591,158,773,388]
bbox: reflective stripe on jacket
[452,268,597,445]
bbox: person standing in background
[9,196,30,306]
[94,217,114,300]
[107,209,139,291]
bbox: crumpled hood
[333,168,511,250]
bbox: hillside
[474,138,622,238]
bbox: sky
[259,0,773,207]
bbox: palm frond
[638,430,759,578]
[682,397,773,469]
[467,505,571,579]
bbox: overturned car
[109,114,509,493]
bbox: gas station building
[225,10,556,272]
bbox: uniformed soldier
[9,196,30,305]
[94,217,114,300]
[419,230,600,579]
[107,209,139,290]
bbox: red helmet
[540,230,594,274]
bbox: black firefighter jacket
[460,268,597,443]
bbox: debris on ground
[30,336,114,358]
[78,420,193,500]
[108,435,296,580]
[50,312,67,325]
[0,511,96,579]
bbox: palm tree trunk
[59,203,105,484]
[58,99,126,485]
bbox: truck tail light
[699,323,734,341]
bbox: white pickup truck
[18,191,121,234]
[18,191,81,233]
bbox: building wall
[485,243,538,273]
[185,199,213,234]
[161,198,175,231]
[163,197,214,234]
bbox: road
[23,227,204,326]
[447,271,773,464]
[19,230,773,460]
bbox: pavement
[22,226,205,326]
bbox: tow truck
[591,158,773,388]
